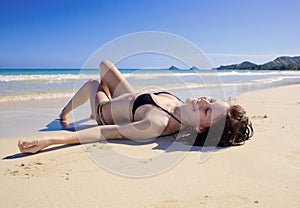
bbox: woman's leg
[59,79,108,122]
[99,60,134,98]
[60,60,132,121]
[19,83,110,153]
[18,60,132,153]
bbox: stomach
[103,92,136,124]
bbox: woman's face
[183,97,229,132]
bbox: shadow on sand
[39,118,98,132]
[3,117,224,160]
[2,144,79,160]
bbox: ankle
[59,109,68,120]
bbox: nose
[194,98,209,109]
[198,97,211,104]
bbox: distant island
[168,65,180,70]
[215,56,300,70]
[168,65,200,70]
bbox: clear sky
[1,0,299,68]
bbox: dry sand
[1,85,300,208]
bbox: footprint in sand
[250,114,271,131]
[150,195,257,208]
[5,162,44,178]
[250,114,268,119]
[4,161,72,180]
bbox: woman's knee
[86,79,99,88]
[99,60,118,78]
[100,60,114,72]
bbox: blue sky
[0,0,299,68]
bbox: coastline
[1,84,300,207]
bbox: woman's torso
[101,91,183,135]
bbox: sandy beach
[1,84,300,208]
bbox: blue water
[1,68,300,103]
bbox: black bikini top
[132,91,184,124]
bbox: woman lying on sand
[18,60,253,154]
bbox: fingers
[20,145,39,154]
[18,139,39,153]
[22,140,38,148]
[18,139,24,151]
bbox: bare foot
[18,139,51,154]
[60,120,71,128]
[59,112,70,128]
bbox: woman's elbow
[147,118,168,138]
[132,119,167,140]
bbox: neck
[173,105,188,127]
[174,103,198,127]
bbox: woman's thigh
[99,60,134,98]
[94,85,110,109]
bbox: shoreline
[1,84,300,207]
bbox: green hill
[216,56,300,70]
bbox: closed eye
[210,98,217,103]
[205,108,211,116]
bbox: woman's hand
[18,138,51,154]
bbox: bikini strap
[153,91,184,103]
[154,104,184,126]
[132,92,185,126]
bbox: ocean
[1,68,300,104]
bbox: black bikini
[132,92,184,124]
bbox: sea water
[1,68,300,104]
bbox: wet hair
[193,104,254,147]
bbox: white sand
[1,85,300,207]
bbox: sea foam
[1,69,300,104]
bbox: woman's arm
[19,111,168,153]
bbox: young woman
[18,60,253,154]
